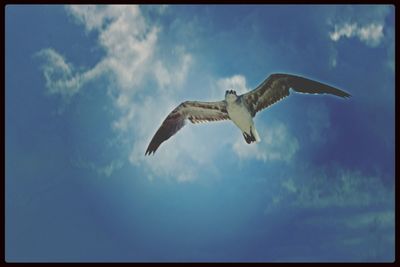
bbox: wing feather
[145,100,229,155]
[242,73,351,117]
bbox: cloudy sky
[5,5,394,262]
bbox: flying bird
[145,73,351,155]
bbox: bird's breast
[227,101,253,133]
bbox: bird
[145,73,351,155]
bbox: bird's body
[225,93,260,144]
[145,73,351,155]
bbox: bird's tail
[243,126,261,144]
[252,126,261,143]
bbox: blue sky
[5,5,394,262]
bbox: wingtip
[335,89,351,99]
[343,93,352,99]
[145,149,156,156]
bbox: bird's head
[225,89,237,102]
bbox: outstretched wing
[145,100,229,155]
[242,73,351,117]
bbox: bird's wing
[242,73,351,117]
[145,100,229,155]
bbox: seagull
[145,73,351,155]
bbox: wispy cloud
[329,23,384,47]
[35,49,83,97]
[233,121,299,163]
[262,164,394,261]
[36,5,157,98]
[37,5,233,182]
[154,47,193,90]
[73,157,124,177]
[68,5,160,91]
[38,5,173,98]
[216,74,249,96]
[342,210,394,230]
[269,168,393,210]
[327,5,393,69]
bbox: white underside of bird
[226,95,260,143]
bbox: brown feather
[145,100,230,155]
[242,73,351,117]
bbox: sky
[5,5,395,262]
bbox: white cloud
[233,121,299,163]
[67,6,199,183]
[67,5,117,32]
[36,48,108,98]
[329,23,358,41]
[36,49,82,97]
[294,167,394,260]
[154,47,193,90]
[37,5,204,181]
[39,5,164,96]
[271,168,393,210]
[300,209,394,235]
[263,164,394,261]
[79,5,158,91]
[73,157,124,177]
[343,210,394,229]
[299,206,394,261]
[327,5,393,68]
[329,23,384,47]
[281,178,297,193]
[357,24,384,45]
[216,74,249,96]
[37,5,157,97]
